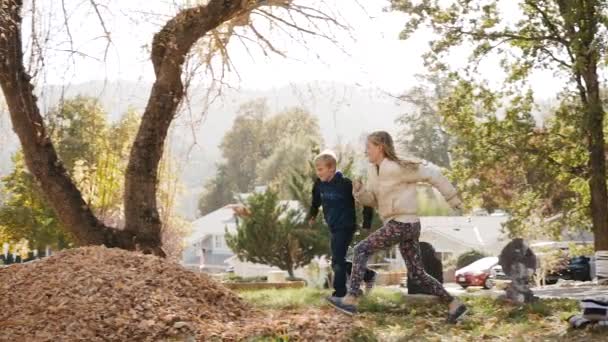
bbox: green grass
[240,287,608,341]
[238,287,328,310]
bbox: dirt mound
[0,246,248,341]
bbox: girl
[327,131,468,323]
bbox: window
[214,235,227,250]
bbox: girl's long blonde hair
[367,131,420,170]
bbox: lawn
[238,287,607,341]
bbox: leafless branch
[248,23,286,57]
[233,32,267,59]
[257,9,325,38]
[289,4,346,28]
[47,48,103,62]
[26,0,45,79]
[61,0,75,53]
[88,0,112,61]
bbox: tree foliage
[0,97,184,256]
[392,0,608,248]
[456,249,488,269]
[0,153,72,251]
[225,188,326,278]
[437,78,593,239]
[396,74,453,169]
[0,97,132,250]
[198,100,322,215]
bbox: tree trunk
[122,1,259,256]
[576,1,608,252]
[286,267,295,279]
[583,76,608,251]
[558,0,608,252]
[0,0,135,249]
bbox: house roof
[185,206,238,245]
[185,200,302,246]
[420,216,509,252]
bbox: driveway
[442,282,608,300]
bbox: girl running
[327,131,468,323]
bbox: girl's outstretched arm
[416,162,462,210]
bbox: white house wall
[420,231,479,256]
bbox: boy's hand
[353,180,363,193]
[308,218,315,227]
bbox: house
[181,205,238,273]
[419,215,510,260]
[181,198,306,276]
[385,215,508,270]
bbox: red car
[455,257,499,289]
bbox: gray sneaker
[327,295,357,316]
[325,295,343,304]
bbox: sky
[26,0,564,98]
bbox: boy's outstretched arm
[307,178,322,224]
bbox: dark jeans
[330,228,376,297]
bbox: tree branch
[537,45,572,69]
[525,0,569,46]
[88,0,112,61]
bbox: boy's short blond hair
[314,149,337,168]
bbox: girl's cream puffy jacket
[354,158,461,224]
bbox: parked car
[455,256,499,289]
[489,265,509,280]
[546,256,592,283]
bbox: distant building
[181,199,306,276]
[418,215,510,262]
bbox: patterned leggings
[349,220,453,303]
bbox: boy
[308,150,376,301]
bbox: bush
[456,249,487,269]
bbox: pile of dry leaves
[0,246,351,341]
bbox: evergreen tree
[225,188,327,278]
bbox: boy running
[308,150,376,302]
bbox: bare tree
[0,0,343,256]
